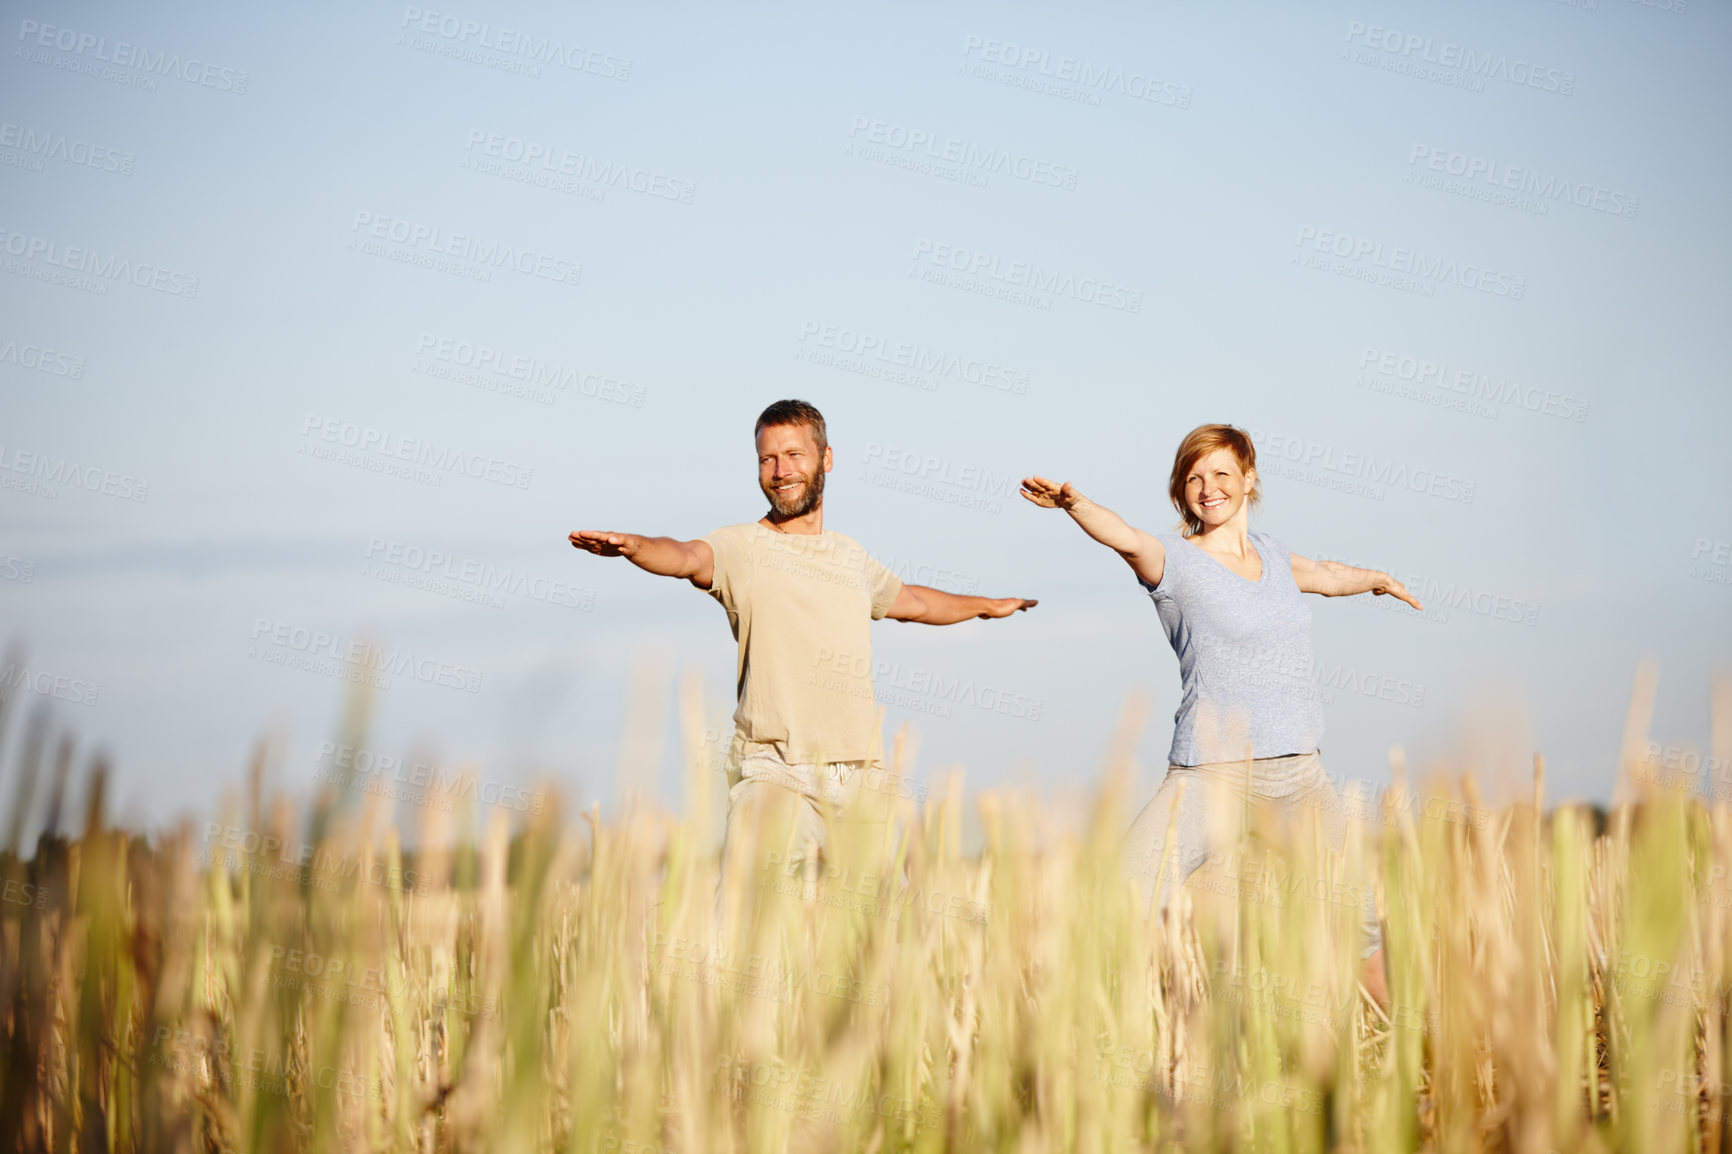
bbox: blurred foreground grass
[1,662,1730,1153]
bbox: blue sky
[2,0,1728,834]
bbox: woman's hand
[1370,575,1423,611]
[1020,476,1083,510]
[1018,477,1164,586]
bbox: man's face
[756,422,831,518]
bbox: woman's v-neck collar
[1182,532,1265,585]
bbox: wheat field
[1,662,1729,1153]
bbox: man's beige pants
[713,743,893,937]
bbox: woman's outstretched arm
[1290,552,1423,609]
[1020,476,1168,587]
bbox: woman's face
[1184,448,1255,528]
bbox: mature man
[569,399,1034,910]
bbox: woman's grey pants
[1121,750,1383,957]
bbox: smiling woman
[1022,422,1425,1007]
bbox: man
[569,399,1035,919]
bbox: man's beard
[762,468,824,519]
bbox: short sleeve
[1252,530,1290,575]
[864,553,903,620]
[702,526,743,610]
[1138,534,1177,598]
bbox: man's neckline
[759,518,826,537]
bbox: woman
[1021,423,1420,1005]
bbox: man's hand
[977,597,1038,619]
[568,531,714,587]
[887,586,1038,625]
[569,530,640,557]
[1020,476,1082,510]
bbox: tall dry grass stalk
[0,660,1728,1153]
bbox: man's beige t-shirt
[703,522,903,766]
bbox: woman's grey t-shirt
[1137,529,1324,766]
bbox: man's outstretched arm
[569,531,715,589]
[884,585,1036,625]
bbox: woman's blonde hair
[1168,424,1260,537]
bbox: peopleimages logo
[414,333,644,407]
[845,116,1079,190]
[248,618,483,694]
[462,130,695,203]
[314,741,544,814]
[199,824,424,893]
[0,227,200,297]
[860,442,1021,500]
[1690,538,1730,588]
[0,121,134,175]
[299,413,534,490]
[0,661,100,708]
[398,7,631,79]
[364,535,595,610]
[1406,145,1638,219]
[16,18,250,93]
[797,322,1028,394]
[909,238,1143,312]
[0,443,150,502]
[1294,226,1525,300]
[813,648,1044,722]
[0,336,84,379]
[348,212,582,287]
[1357,347,1589,424]
[957,35,1193,109]
[1245,426,1475,505]
[1318,553,1539,627]
[1342,21,1575,95]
